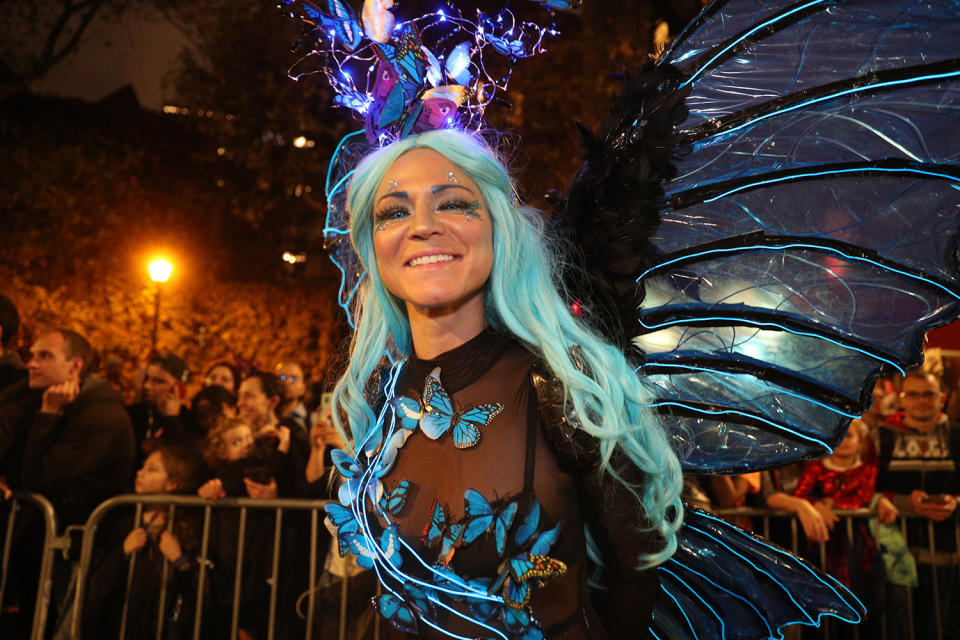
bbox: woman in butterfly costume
[285,0,960,637]
[324,129,682,640]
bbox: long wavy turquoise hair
[331,129,682,567]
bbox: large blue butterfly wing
[420,372,455,440]
[451,402,503,449]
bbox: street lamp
[148,259,172,351]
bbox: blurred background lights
[282,252,306,264]
[148,258,172,282]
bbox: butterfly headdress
[280,0,576,324]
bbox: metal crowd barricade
[35,497,959,640]
[0,491,63,640]
[711,507,960,640]
[69,494,352,640]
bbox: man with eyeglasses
[877,370,960,638]
[275,361,309,433]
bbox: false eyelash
[438,199,481,212]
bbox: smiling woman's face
[371,148,494,319]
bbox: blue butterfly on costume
[420,368,503,449]
[402,581,438,619]
[514,500,563,555]
[463,489,518,556]
[376,593,418,633]
[393,395,422,430]
[421,498,447,548]
[439,522,465,566]
[378,479,411,515]
[323,501,359,557]
[490,553,567,609]
[347,523,402,569]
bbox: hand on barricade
[796,500,830,543]
[124,528,148,555]
[158,530,182,563]
[813,499,838,530]
[876,496,899,524]
[198,478,226,500]
[41,381,79,414]
[910,490,957,521]
[0,477,10,501]
[243,477,278,499]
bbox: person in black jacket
[22,329,135,525]
[128,353,194,468]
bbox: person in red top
[794,420,898,637]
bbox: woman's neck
[407,296,488,359]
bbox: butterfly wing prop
[561,0,960,474]
[655,508,865,639]
[556,0,960,636]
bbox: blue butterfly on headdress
[298,0,363,50]
[422,41,472,88]
[418,368,504,449]
[347,523,403,569]
[373,24,426,103]
[463,489,518,556]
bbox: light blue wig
[332,129,683,567]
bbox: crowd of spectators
[0,294,353,640]
[4,289,960,639]
[684,367,960,639]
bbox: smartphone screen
[319,392,333,422]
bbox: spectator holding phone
[127,353,193,469]
[877,371,960,638]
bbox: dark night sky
[31,10,190,111]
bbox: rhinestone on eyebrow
[387,179,400,192]
[447,172,458,184]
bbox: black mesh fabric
[380,328,658,638]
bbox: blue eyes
[375,199,478,222]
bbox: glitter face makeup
[447,171,458,184]
[388,179,400,192]
[371,149,493,317]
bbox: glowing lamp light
[148,259,172,283]
[282,252,307,264]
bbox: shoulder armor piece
[530,360,601,474]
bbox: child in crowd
[793,419,898,637]
[198,416,303,639]
[83,445,200,639]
